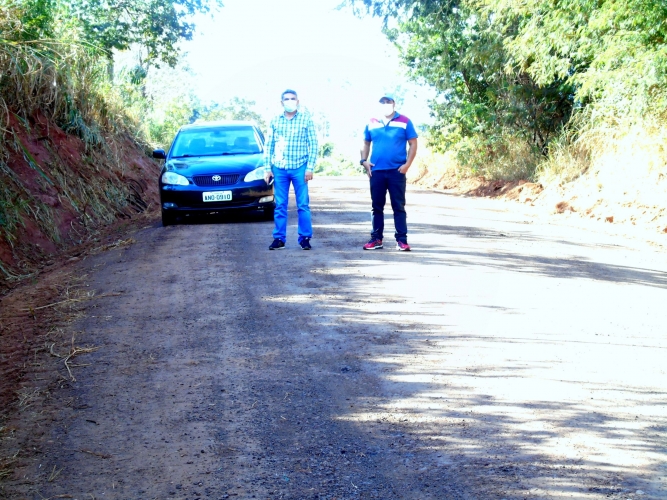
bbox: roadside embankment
[410,143,667,241]
[0,112,159,293]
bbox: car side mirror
[152,149,166,159]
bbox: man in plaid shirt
[264,89,318,250]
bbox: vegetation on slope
[0,0,227,286]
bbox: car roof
[180,120,258,130]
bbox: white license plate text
[203,191,232,202]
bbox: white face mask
[380,103,395,117]
[283,100,298,113]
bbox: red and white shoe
[396,241,411,251]
[363,239,383,250]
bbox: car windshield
[171,126,262,158]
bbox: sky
[179,0,434,155]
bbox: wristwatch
[360,159,366,165]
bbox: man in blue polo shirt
[360,93,418,251]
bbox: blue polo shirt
[364,113,418,171]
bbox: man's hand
[398,164,410,175]
[362,160,374,177]
[305,171,313,182]
[264,170,274,184]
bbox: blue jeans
[272,165,312,243]
[369,168,407,243]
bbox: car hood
[165,154,264,175]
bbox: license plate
[203,191,232,202]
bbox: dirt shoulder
[1,178,666,499]
[0,214,155,487]
[409,167,667,246]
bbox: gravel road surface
[5,178,666,499]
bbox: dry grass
[47,464,63,482]
[16,388,41,411]
[51,335,100,382]
[534,116,667,229]
[90,237,136,254]
[0,26,135,147]
[453,133,541,181]
[1,271,106,488]
[407,148,461,187]
[24,291,121,312]
[536,134,592,185]
[408,133,541,189]
[538,116,667,187]
[0,448,18,481]
[79,449,111,459]
[0,37,59,136]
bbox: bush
[315,155,364,177]
[456,133,541,181]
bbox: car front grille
[193,174,240,187]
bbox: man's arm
[360,140,374,177]
[397,138,418,174]
[305,117,318,181]
[263,120,275,182]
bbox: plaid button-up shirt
[264,111,318,172]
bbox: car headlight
[161,172,189,186]
[244,167,268,183]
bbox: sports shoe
[300,238,312,250]
[396,241,411,251]
[269,238,285,250]
[363,239,383,250]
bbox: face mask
[380,103,395,117]
[283,101,298,113]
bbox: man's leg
[272,167,290,242]
[387,169,408,243]
[369,169,388,241]
[291,166,313,243]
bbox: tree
[485,0,667,120]
[320,142,334,158]
[67,0,221,66]
[197,97,267,132]
[1,0,56,41]
[1,0,219,66]
[349,0,575,167]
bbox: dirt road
[3,178,666,499]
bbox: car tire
[161,211,176,227]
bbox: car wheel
[161,211,176,227]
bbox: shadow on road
[232,187,667,497]
[163,209,272,226]
[14,180,663,499]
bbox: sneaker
[269,238,285,250]
[396,241,411,251]
[300,238,312,250]
[363,239,383,250]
